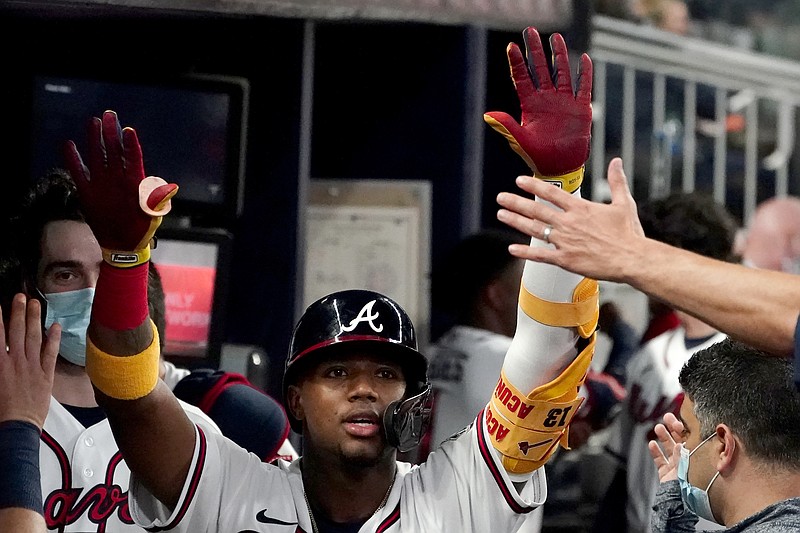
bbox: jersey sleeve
[403,408,545,531]
[129,426,301,533]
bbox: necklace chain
[303,473,396,533]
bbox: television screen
[30,74,249,227]
[149,227,232,366]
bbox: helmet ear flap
[383,383,434,452]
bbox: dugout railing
[589,14,800,224]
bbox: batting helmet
[284,289,431,452]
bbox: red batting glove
[484,28,593,183]
[64,110,178,268]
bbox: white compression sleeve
[501,189,585,393]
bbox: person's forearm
[88,320,196,510]
[0,508,45,532]
[624,238,800,356]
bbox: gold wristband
[101,246,151,268]
[534,165,585,193]
[100,217,162,268]
[86,320,160,400]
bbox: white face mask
[677,432,721,524]
[43,288,95,367]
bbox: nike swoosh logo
[255,508,298,526]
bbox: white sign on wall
[303,179,432,346]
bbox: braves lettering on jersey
[129,409,546,532]
[606,327,726,533]
[40,392,220,532]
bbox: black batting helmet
[283,289,431,451]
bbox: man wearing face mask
[2,169,223,532]
[5,169,293,532]
[649,338,800,532]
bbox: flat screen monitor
[149,227,232,367]
[29,74,249,227]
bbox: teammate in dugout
[3,167,296,532]
[65,26,597,532]
[4,169,224,533]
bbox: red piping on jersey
[375,502,401,532]
[146,426,207,532]
[197,372,249,413]
[41,430,71,533]
[42,430,71,490]
[476,409,537,514]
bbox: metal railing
[589,15,800,223]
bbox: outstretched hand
[64,110,178,266]
[496,158,646,282]
[648,412,685,483]
[484,27,592,177]
[0,294,60,429]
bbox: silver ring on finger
[542,224,553,244]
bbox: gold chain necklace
[303,472,396,533]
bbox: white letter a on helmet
[341,300,384,333]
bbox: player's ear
[286,384,305,423]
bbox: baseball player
[70,26,597,532]
[5,170,294,531]
[3,170,222,532]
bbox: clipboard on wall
[304,179,432,347]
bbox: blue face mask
[43,288,95,367]
[677,432,721,524]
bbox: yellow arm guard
[486,278,599,474]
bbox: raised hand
[648,412,685,483]
[484,27,592,185]
[64,110,178,268]
[0,294,60,429]
[496,158,646,281]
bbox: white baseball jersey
[40,393,221,532]
[606,327,726,533]
[129,408,546,532]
